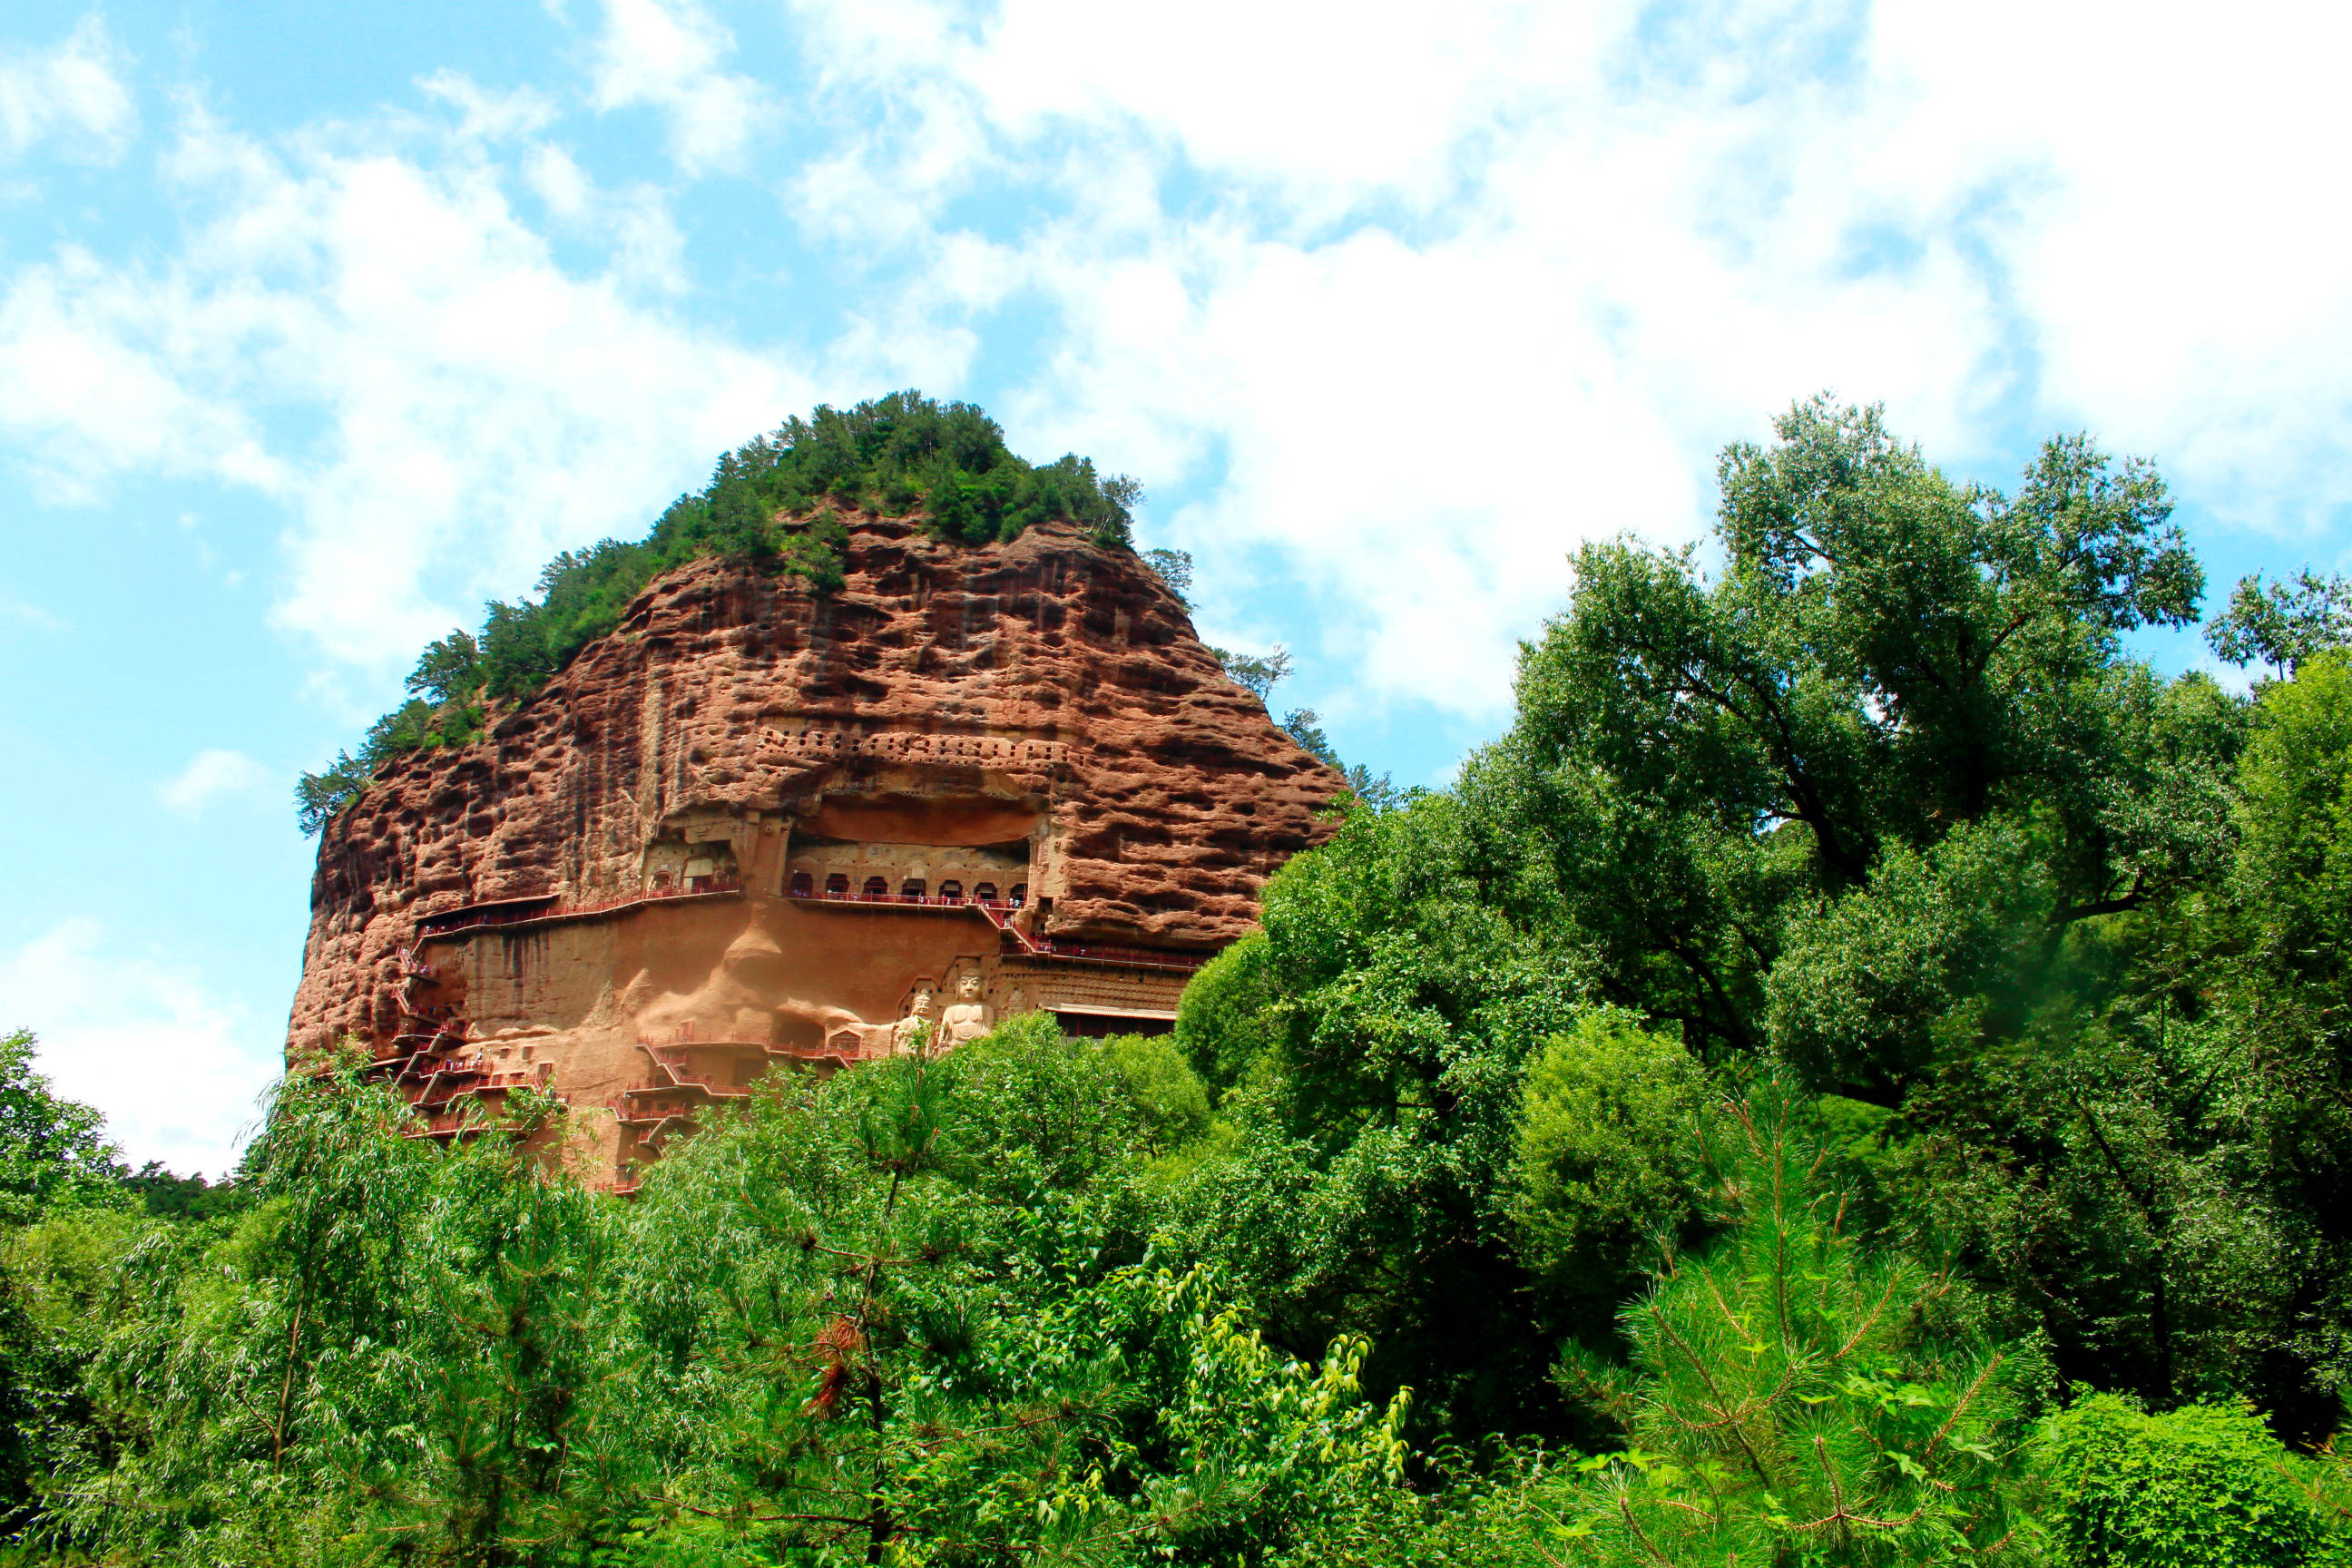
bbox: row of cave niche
[785,871,1028,905]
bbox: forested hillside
[10,398,2352,1564]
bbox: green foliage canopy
[0,1031,120,1225]
[1169,398,2348,1446]
[5,1022,1418,1566]
[1507,1011,1711,1306]
[1478,397,2208,1085]
[1548,1081,2044,1566]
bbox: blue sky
[4,0,2348,1173]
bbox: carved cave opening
[641,822,741,894]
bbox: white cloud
[0,15,136,163]
[0,919,272,1176]
[0,242,288,506]
[585,0,773,174]
[0,584,64,630]
[524,140,593,217]
[156,749,272,816]
[0,104,819,671]
[418,70,559,143]
[1918,0,2352,536]
[524,142,692,292]
[7,0,2351,729]
[770,0,2352,716]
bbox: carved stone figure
[891,986,936,1054]
[939,972,995,1045]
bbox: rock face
[287,514,1342,1181]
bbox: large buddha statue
[939,972,995,1046]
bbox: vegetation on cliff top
[297,391,1142,833]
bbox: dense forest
[13,397,2352,1563]
[296,392,1142,834]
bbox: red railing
[643,1021,754,1045]
[970,897,1041,952]
[415,896,556,936]
[1024,939,1208,974]
[790,888,1024,914]
[417,878,743,940]
[789,887,1204,971]
[641,1047,748,1097]
[612,1042,856,1125]
[403,1065,560,1135]
[642,1035,779,1054]
[609,1098,701,1141]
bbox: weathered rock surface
[286,514,1342,1177]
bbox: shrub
[2041,1394,2351,1567]
[1508,1010,1711,1306]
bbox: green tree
[1170,796,1592,1440]
[1145,546,1195,607]
[1546,1081,2043,1565]
[44,1059,443,1563]
[1845,651,2352,1426]
[594,1016,1407,1565]
[1213,645,1294,707]
[406,630,486,707]
[1340,1081,2046,1568]
[1480,397,2204,1079]
[1169,400,2328,1441]
[1282,709,1399,803]
[24,1020,1416,1565]
[294,750,370,836]
[0,1030,122,1224]
[1282,707,1338,765]
[1342,762,1403,810]
[120,1161,246,1221]
[0,1029,129,1537]
[1100,1030,1214,1158]
[2209,569,2352,681]
[2233,649,2352,1007]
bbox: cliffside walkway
[413,881,1208,975]
[416,878,745,941]
[789,887,1209,974]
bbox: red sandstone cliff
[288,514,1344,1061]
